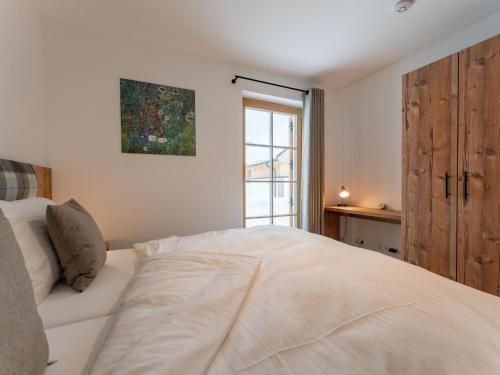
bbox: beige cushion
[46,199,107,292]
[0,209,49,375]
[0,198,61,304]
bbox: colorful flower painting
[120,78,196,156]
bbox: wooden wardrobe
[402,34,499,296]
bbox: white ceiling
[38,0,500,87]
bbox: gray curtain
[300,88,324,234]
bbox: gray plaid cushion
[0,159,38,201]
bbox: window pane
[245,108,270,145]
[273,112,296,147]
[273,148,293,181]
[273,216,294,227]
[246,146,271,181]
[246,217,271,228]
[246,182,271,217]
[273,182,296,216]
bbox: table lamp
[338,186,350,206]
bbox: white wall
[0,0,46,165]
[326,12,500,255]
[44,24,308,248]
[7,3,497,252]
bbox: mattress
[38,249,140,329]
[44,316,114,375]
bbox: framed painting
[120,78,196,156]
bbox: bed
[39,226,500,375]
[1,160,499,375]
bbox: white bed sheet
[44,316,114,375]
[38,249,140,329]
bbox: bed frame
[34,165,52,200]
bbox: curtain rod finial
[231,76,238,84]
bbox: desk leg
[323,212,340,240]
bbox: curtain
[300,88,324,234]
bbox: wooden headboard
[33,165,52,199]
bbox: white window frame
[243,98,302,228]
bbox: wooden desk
[324,206,401,240]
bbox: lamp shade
[339,186,350,199]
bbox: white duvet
[91,226,500,375]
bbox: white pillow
[0,198,61,304]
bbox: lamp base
[337,203,349,207]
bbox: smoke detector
[393,0,413,13]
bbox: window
[243,98,302,228]
[273,182,284,198]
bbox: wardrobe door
[402,55,458,279]
[458,35,500,296]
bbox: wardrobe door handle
[463,172,469,200]
[445,172,450,198]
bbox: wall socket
[354,239,400,259]
[376,243,401,259]
[355,237,365,247]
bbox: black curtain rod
[231,75,309,95]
